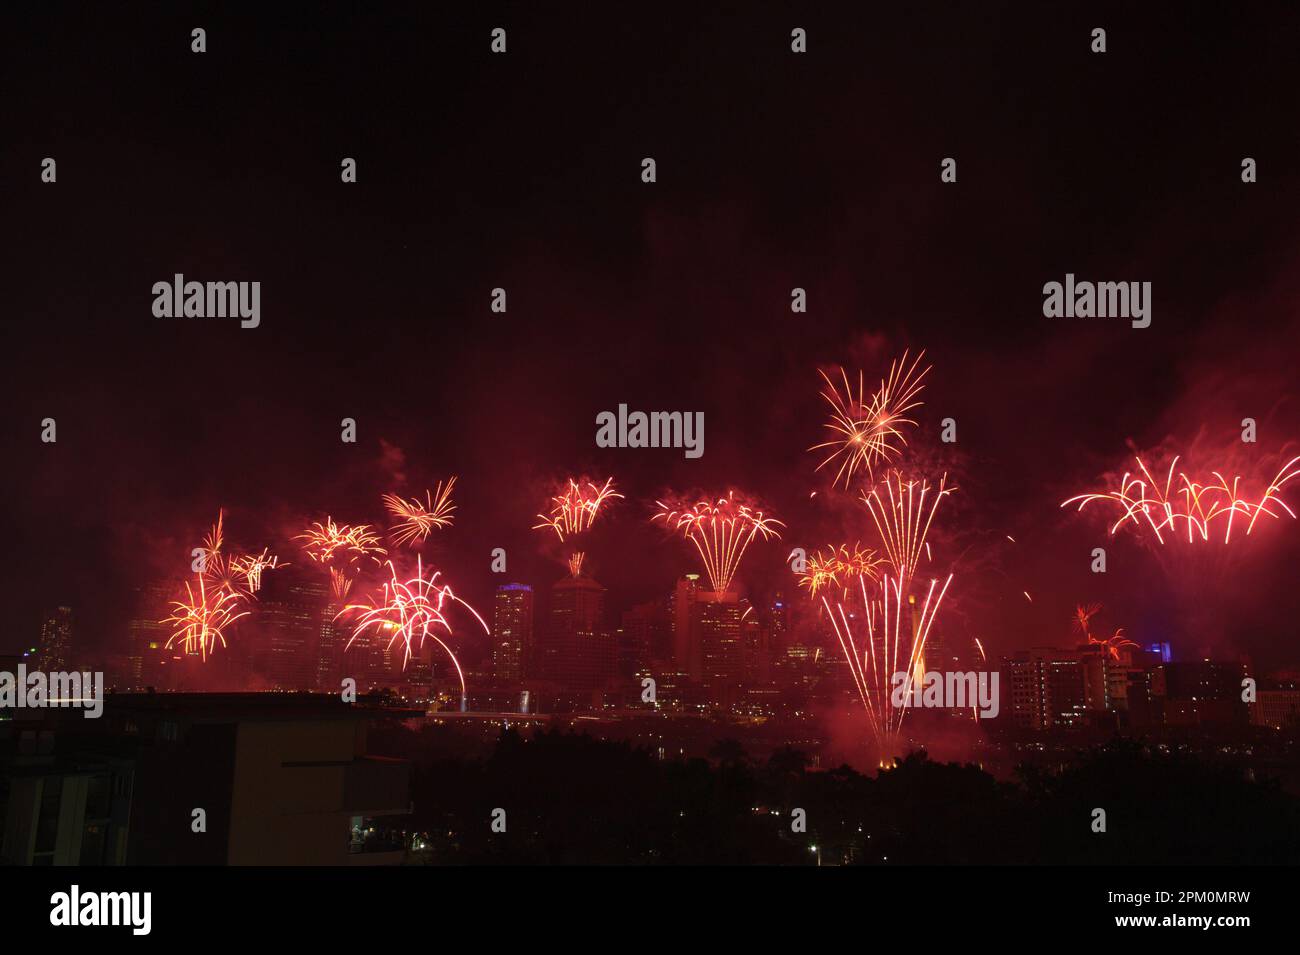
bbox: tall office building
[1154,660,1249,726]
[1250,681,1300,730]
[669,575,702,680]
[543,574,611,692]
[313,596,347,691]
[491,584,534,682]
[1003,647,1088,730]
[766,591,790,653]
[37,606,74,671]
[741,608,772,685]
[127,581,178,690]
[693,593,743,699]
[254,575,331,690]
[621,599,668,677]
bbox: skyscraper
[669,574,702,680]
[544,574,611,692]
[313,594,347,692]
[1003,647,1088,730]
[127,581,177,690]
[37,606,74,671]
[491,583,534,682]
[620,599,668,677]
[766,590,790,653]
[254,575,330,690]
[694,593,743,701]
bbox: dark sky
[3,3,1300,668]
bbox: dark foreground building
[0,694,409,865]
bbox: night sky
[4,3,1300,669]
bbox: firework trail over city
[802,345,965,753]
[533,477,623,577]
[296,518,388,599]
[1090,630,1138,662]
[163,573,251,661]
[197,511,243,596]
[861,472,955,585]
[197,512,286,598]
[800,486,956,752]
[809,349,930,490]
[1061,453,1300,545]
[1069,602,1138,663]
[795,543,884,598]
[652,491,784,594]
[229,549,284,595]
[820,572,954,753]
[159,511,283,661]
[336,557,489,705]
[383,477,457,548]
[1061,450,1300,649]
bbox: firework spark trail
[809,350,930,489]
[1089,629,1138,662]
[533,477,623,539]
[164,573,250,660]
[795,543,884,597]
[823,572,954,749]
[1062,454,1300,545]
[229,549,284,595]
[194,511,284,597]
[1073,602,1102,638]
[1071,602,1137,662]
[337,557,489,699]
[203,511,225,559]
[533,477,623,577]
[652,491,784,593]
[197,510,239,594]
[808,470,954,749]
[329,567,354,600]
[296,518,387,598]
[971,638,988,722]
[296,518,387,563]
[861,472,954,586]
[384,477,457,547]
